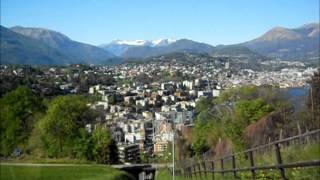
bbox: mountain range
[1,26,70,65]
[99,39,177,56]
[0,23,319,65]
[242,23,319,60]
[1,26,114,65]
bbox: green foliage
[235,98,274,124]
[308,70,320,130]
[175,134,193,163]
[0,86,44,156]
[36,95,95,158]
[73,128,93,160]
[196,110,212,124]
[107,94,117,105]
[117,78,132,86]
[193,87,277,155]
[161,143,173,163]
[224,118,247,152]
[223,98,274,151]
[0,87,120,164]
[140,151,149,163]
[92,126,118,164]
[216,85,258,103]
[195,97,213,114]
[193,115,223,155]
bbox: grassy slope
[156,143,320,180]
[0,165,134,180]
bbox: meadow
[0,164,134,180]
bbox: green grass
[0,165,134,180]
[3,157,95,164]
[156,168,186,180]
[156,167,320,180]
[155,168,235,180]
[157,143,320,180]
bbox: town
[1,55,317,164]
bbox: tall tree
[37,95,95,157]
[0,86,43,156]
[308,70,320,129]
[92,126,118,164]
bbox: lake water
[288,87,309,98]
[286,87,309,110]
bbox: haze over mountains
[0,23,319,65]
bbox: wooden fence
[180,129,320,180]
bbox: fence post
[220,159,224,178]
[211,161,215,180]
[198,163,202,178]
[186,168,189,179]
[186,167,189,179]
[203,161,207,178]
[232,155,237,178]
[184,168,188,179]
[183,168,185,178]
[275,143,287,180]
[248,151,256,180]
[193,164,197,179]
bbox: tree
[224,98,274,151]
[308,70,320,129]
[215,86,258,104]
[108,94,117,105]
[37,95,95,157]
[192,119,223,156]
[195,97,213,115]
[0,86,43,157]
[73,128,93,160]
[235,98,274,124]
[92,126,118,164]
[176,132,193,163]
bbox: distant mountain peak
[255,23,320,42]
[243,23,319,60]
[110,39,150,46]
[257,27,302,42]
[295,23,320,38]
[297,22,319,29]
[152,38,177,46]
[11,26,71,41]
[7,25,114,65]
[106,38,177,47]
[100,38,178,56]
[2,22,319,65]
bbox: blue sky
[1,0,319,46]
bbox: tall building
[118,143,141,163]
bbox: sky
[1,0,319,46]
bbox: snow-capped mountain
[99,38,177,56]
[108,38,177,47]
[151,38,177,47]
[110,39,151,46]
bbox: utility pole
[170,112,175,180]
[152,118,155,171]
[172,117,175,180]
